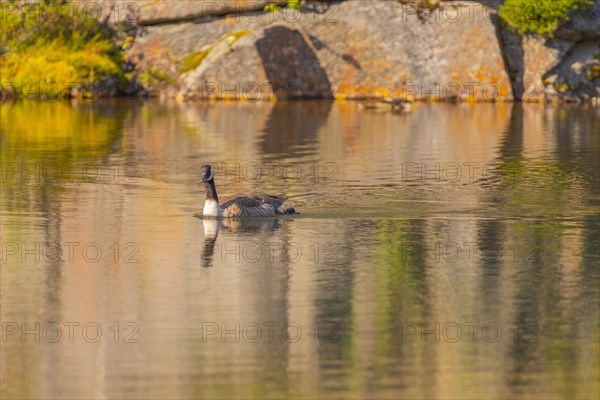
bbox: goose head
[201,164,214,184]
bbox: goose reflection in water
[201,218,284,268]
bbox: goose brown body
[221,202,276,218]
[220,193,286,211]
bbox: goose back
[220,194,262,210]
[222,203,275,218]
[220,193,286,213]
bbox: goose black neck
[204,179,219,203]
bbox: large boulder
[179,25,334,100]
[175,0,513,101]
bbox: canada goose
[201,165,297,218]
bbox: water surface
[1,100,599,399]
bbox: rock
[554,0,600,42]
[520,36,574,102]
[180,25,334,100]
[544,41,600,101]
[308,1,512,101]
[77,0,288,25]
[136,0,289,25]
[174,0,513,101]
[17,0,598,102]
[122,6,291,96]
[104,0,598,102]
[497,0,600,103]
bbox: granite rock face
[135,0,513,101]
[95,0,599,102]
[305,1,511,101]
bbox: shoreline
[2,96,599,106]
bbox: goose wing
[220,193,286,211]
[220,194,262,209]
[222,203,275,218]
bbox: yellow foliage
[0,2,124,97]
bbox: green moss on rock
[499,0,593,37]
[180,30,253,73]
[181,49,211,73]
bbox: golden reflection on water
[1,100,599,399]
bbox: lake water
[1,100,599,399]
